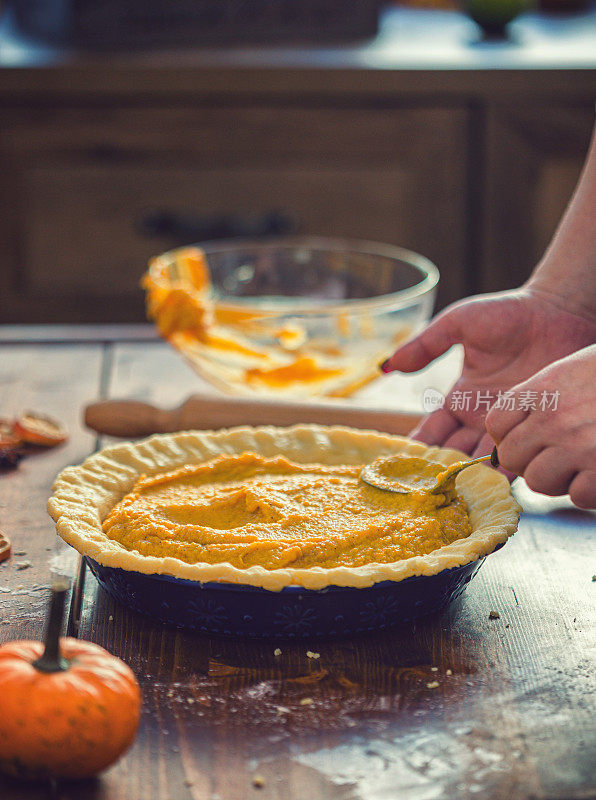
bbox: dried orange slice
[13,412,68,447]
[0,418,21,448]
[0,530,11,563]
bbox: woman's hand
[485,346,596,508]
[381,286,596,457]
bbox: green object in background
[465,0,533,36]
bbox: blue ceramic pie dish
[85,548,500,639]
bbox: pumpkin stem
[32,583,70,673]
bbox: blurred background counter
[0,2,595,324]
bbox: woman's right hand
[381,284,596,457]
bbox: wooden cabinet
[0,105,468,322]
[0,4,595,324]
[482,105,595,293]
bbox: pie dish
[48,425,520,636]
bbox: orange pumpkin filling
[102,452,472,571]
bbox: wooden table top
[0,326,594,800]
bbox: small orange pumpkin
[0,585,141,779]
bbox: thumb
[381,309,461,374]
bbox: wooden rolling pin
[85,395,423,439]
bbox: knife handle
[85,396,422,439]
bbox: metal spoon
[360,447,499,496]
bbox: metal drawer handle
[136,209,298,240]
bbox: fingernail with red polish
[379,359,392,374]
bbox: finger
[495,418,545,477]
[568,471,596,509]
[410,409,460,446]
[381,309,461,374]
[485,402,529,444]
[443,427,482,456]
[523,447,578,497]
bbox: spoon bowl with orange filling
[48,425,520,638]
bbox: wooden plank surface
[0,336,594,800]
[70,485,595,800]
[0,324,157,343]
[0,343,103,645]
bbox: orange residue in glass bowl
[143,248,306,354]
[142,248,213,340]
[141,246,402,396]
[245,356,344,388]
[273,324,307,351]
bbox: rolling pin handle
[84,400,173,438]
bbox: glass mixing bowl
[144,237,439,399]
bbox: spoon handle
[433,447,498,494]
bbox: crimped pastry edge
[47,424,521,591]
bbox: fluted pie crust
[47,425,520,591]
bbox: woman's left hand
[486,345,596,509]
